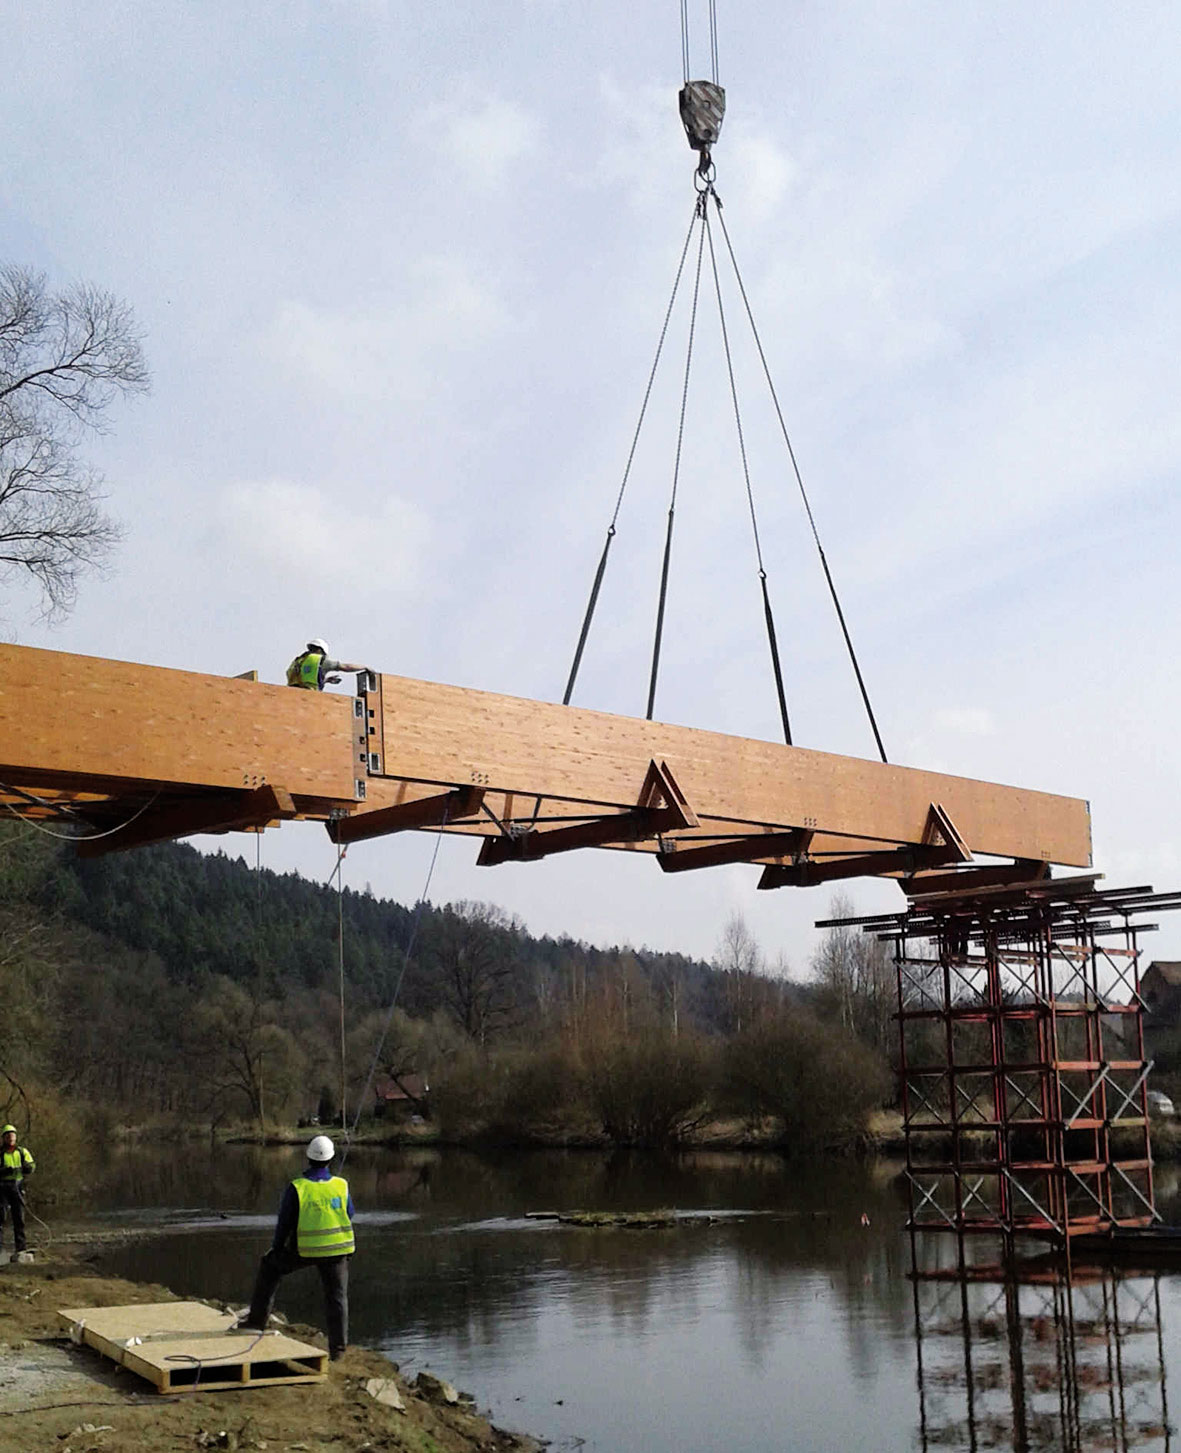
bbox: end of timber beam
[76,785,297,858]
[328,785,485,845]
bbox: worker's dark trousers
[247,1248,349,1354]
[0,1183,26,1253]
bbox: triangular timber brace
[757,802,972,889]
[77,784,298,859]
[478,760,697,866]
[327,785,486,846]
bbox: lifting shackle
[678,80,726,176]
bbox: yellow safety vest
[294,1174,355,1258]
[0,1148,33,1183]
[286,652,324,690]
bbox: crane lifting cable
[562,3,888,763]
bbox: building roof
[1144,961,1181,987]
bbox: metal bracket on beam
[478,760,697,867]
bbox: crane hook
[678,80,726,176]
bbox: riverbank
[0,1247,541,1453]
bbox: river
[67,1144,1181,1451]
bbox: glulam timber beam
[0,646,1094,886]
[0,644,360,806]
[76,784,297,858]
[364,674,1092,868]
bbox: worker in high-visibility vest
[285,638,370,691]
[238,1135,355,1359]
[0,1124,35,1259]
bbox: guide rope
[341,802,451,1170]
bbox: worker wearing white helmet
[286,638,370,691]
[238,1134,355,1359]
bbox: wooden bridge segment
[0,644,1092,886]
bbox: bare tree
[0,265,148,616]
[434,900,523,1045]
[713,912,766,1033]
[813,891,895,1052]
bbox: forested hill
[42,840,732,1032]
[4,826,887,1150]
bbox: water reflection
[911,1238,1171,1452]
[83,1144,1181,1452]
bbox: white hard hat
[306,1134,335,1162]
[307,638,329,655]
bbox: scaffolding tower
[830,876,1181,1242]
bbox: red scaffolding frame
[825,875,1181,1242]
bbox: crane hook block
[679,81,726,171]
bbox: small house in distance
[1141,961,1181,1051]
[373,1073,430,1121]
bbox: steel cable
[711,201,889,763]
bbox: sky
[4,2,1181,975]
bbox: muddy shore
[0,1244,543,1453]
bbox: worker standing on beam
[286,638,370,691]
[0,1124,34,1261]
[238,1134,355,1360]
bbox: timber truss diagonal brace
[477,760,698,867]
[76,784,299,859]
[756,802,971,890]
[327,785,486,845]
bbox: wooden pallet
[58,1301,327,1393]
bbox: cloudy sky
[5,3,1181,973]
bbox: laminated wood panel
[58,1302,326,1393]
[367,674,1092,867]
[0,644,358,803]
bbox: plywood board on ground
[58,1302,326,1393]
[369,675,1093,866]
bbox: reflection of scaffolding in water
[911,1242,1171,1452]
[835,876,1181,1239]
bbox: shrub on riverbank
[721,1008,890,1152]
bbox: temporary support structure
[0,643,1092,889]
[59,1302,326,1393]
[829,877,1181,1242]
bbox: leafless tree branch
[0,265,148,617]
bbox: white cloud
[219,478,429,589]
[265,258,509,400]
[934,708,995,737]
[429,96,540,190]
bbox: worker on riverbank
[239,1135,354,1360]
[286,638,370,691]
[0,1124,35,1260]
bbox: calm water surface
[84,1145,1181,1451]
